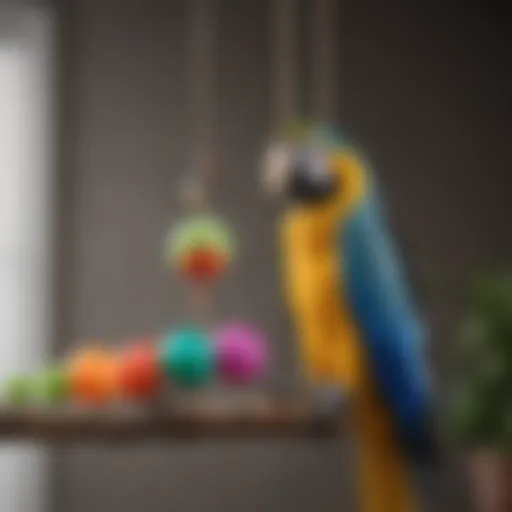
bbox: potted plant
[449,273,512,511]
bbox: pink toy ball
[214,323,268,385]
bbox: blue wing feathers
[341,189,432,454]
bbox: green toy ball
[37,367,70,404]
[4,376,33,405]
[160,327,215,387]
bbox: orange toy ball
[119,342,162,400]
[68,347,121,405]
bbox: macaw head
[261,121,369,214]
[262,143,337,204]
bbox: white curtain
[0,6,54,512]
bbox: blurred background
[0,1,511,511]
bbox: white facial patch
[261,143,293,195]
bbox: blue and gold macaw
[263,124,435,512]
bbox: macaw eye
[300,150,328,184]
[288,149,338,203]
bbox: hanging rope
[271,0,337,131]
[187,0,217,189]
[310,0,338,125]
[271,0,299,133]
[184,0,219,325]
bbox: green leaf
[477,351,508,388]
[458,316,491,359]
[448,382,487,442]
[501,402,512,452]
[471,273,512,327]
[448,270,512,447]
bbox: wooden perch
[0,392,346,443]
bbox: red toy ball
[182,246,227,281]
[119,341,162,400]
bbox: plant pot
[468,449,511,512]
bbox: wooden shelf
[0,393,346,443]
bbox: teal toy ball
[4,376,33,405]
[160,327,215,387]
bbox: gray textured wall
[52,1,512,511]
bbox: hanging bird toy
[165,213,236,282]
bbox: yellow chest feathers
[280,149,369,329]
[282,213,342,315]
